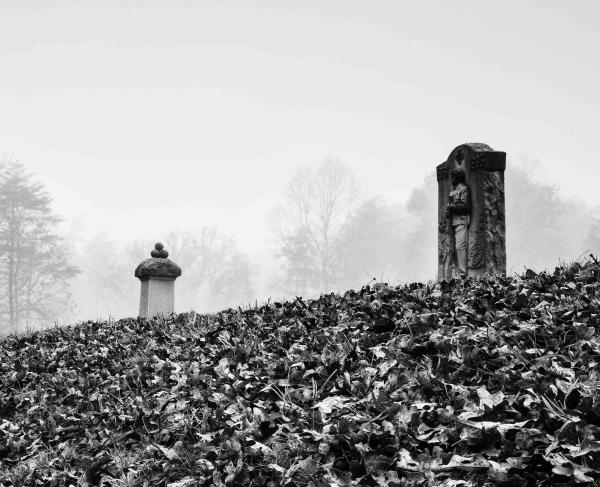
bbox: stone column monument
[437,143,506,280]
[135,242,182,318]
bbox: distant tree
[0,159,79,330]
[155,229,235,310]
[271,158,361,295]
[583,214,600,257]
[505,167,591,272]
[400,173,438,282]
[71,233,135,320]
[273,225,317,296]
[210,252,255,309]
[336,197,406,288]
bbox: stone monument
[135,242,182,318]
[437,143,506,280]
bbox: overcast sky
[1,0,598,252]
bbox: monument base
[138,277,175,319]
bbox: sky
[0,0,599,254]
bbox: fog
[0,1,599,331]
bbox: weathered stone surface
[135,258,181,280]
[437,143,506,280]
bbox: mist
[59,157,596,327]
[0,1,599,332]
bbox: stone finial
[135,243,181,281]
[135,243,181,318]
[150,242,169,258]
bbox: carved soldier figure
[445,168,471,277]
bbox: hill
[2,260,600,486]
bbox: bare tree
[271,157,361,295]
[336,197,406,288]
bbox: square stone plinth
[139,277,175,319]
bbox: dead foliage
[2,259,600,486]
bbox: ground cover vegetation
[2,259,600,486]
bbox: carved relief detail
[483,172,506,275]
[438,214,448,268]
[467,209,486,269]
[471,154,485,170]
[469,242,484,268]
[437,166,449,181]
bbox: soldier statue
[444,168,471,277]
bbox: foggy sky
[1,0,599,253]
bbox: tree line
[1,156,598,333]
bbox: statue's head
[450,168,466,186]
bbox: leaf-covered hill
[2,261,600,486]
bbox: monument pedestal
[437,143,506,280]
[135,243,181,319]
